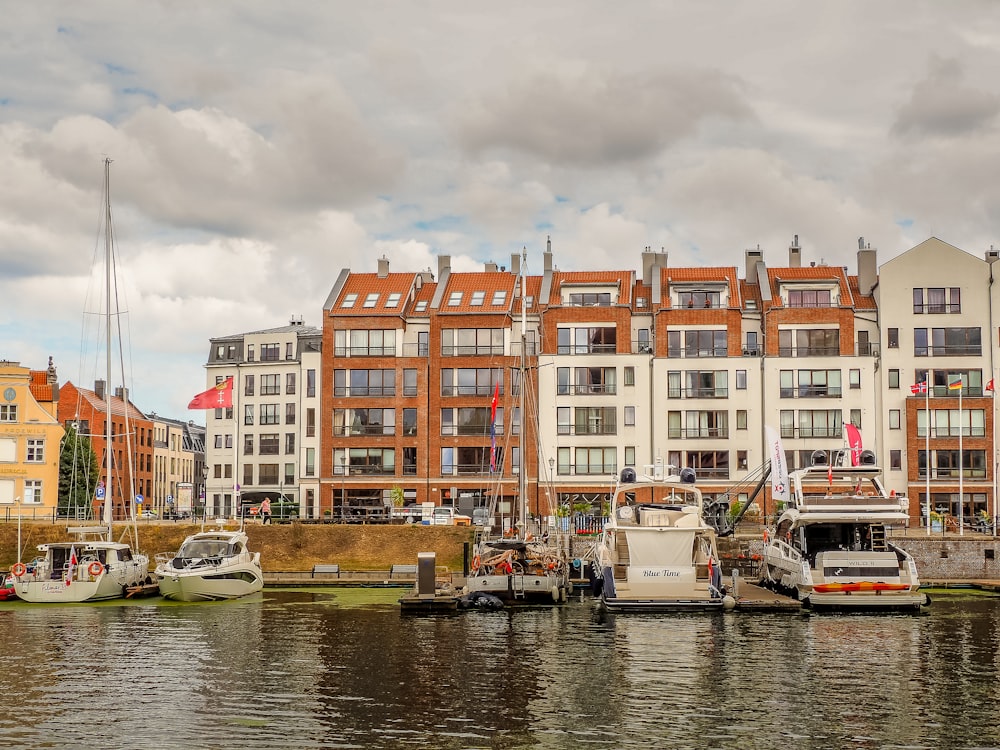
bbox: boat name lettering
[641,569,681,578]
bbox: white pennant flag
[765,425,789,504]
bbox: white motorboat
[13,530,150,603]
[760,450,927,610]
[155,528,263,602]
[592,465,734,613]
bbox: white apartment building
[200,318,322,518]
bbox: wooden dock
[733,582,803,611]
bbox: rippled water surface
[0,588,998,749]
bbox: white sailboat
[11,158,150,603]
[154,526,263,602]
[463,251,571,606]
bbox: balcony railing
[777,346,841,357]
[914,345,982,357]
[913,303,961,314]
[401,343,430,357]
[441,386,505,397]
[558,384,617,395]
[667,427,730,439]
[556,344,617,355]
[335,425,396,437]
[556,464,618,476]
[556,424,618,436]
[668,347,728,358]
[689,467,730,480]
[920,427,987,438]
[440,425,503,437]
[441,345,506,357]
[779,427,843,439]
[333,346,396,357]
[667,387,729,399]
[333,387,396,397]
[779,387,843,398]
[632,341,653,354]
[441,463,502,476]
[918,468,988,480]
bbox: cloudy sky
[3,2,1000,418]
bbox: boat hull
[12,542,150,604]
[464,572,568,605]
[157,569,263,602]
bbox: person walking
[261,496,272,525]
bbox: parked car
[139,510,157,519]
[162,510,191,520]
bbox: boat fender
[722,595,736,611]
[88,562,104,577]
[471,555,481,572]
[10,562,26,578]
[551,586,560,602]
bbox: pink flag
[845,423,863,466]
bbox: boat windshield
[179,540,233,558]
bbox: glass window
[889,409,900,429]
[888,370,900,389]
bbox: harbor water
[0,588,998,749]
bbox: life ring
[88,561,104,577]
[472,555,481,572]
[10,562,26,577]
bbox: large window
[917,408,986,438]
[779,409,843,439]
[259,433,279,455]
[441,328,504,356]
[573,407,617,435]
[259,404,280,425]
[667,330,727,358]
[557,326,617,355]
[918,450,987,479]
[261,343,280,362]
[557,367,617,395]
[568,292,611,306]
[779,369,842,398]
[778,329,840,357]
[334,408,396,436]
[441,368,503,396]
[441,446,502,475]
[667,370,728,398]
[914,327,981,357]
[677,290,721,309]
[685,451,729,479]
[26,439,44,462]
[913,287,961,314]
[337,448,396,475]
[787,289,832,307]
[260,374,280,396]
[668,411,728,439]
[334,329,397,356]
[334,369,396,397]
[440,407,502,436]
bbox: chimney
[437,254,451,279]
[94,380,105,400]
[485,261,498,272]
[788,235,801,267]
[544,236,553,273]
[641,248,668,287]
[115,386,129,404]
[744,248,763,281]
[377,255,389,278]
[857,246,877,295]
[510,252,521,277]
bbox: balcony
[333,387,396,397]
[777,346,840,357]
[779,427,843,439]
[442,345,506,357]
[632,341,653,354]
[779,387,843,399]
[556,423,618,436]
[668,347,728,359]
[914,345,982,357]
[333,345,396,357]
[441,386,505,397]
[556,464,618,476]
[335,425,396,437]
[401,343,430,357]
[440,425,503,437]
[556,344,617,355]
[667,387,729,399]
[667,427,730,439]
[559,384,617,396]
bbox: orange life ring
[10,562,26,577]
[88,561,104,577]
[472,555,481,572]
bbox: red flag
[910,381,927,395]
[987,379,995,393]
[827,464,833,486]
[845,423,863,466]
[490,382,499,423]
[188,377,234,409]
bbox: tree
[59,424,99,519]
[390,485,405,508]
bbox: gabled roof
[847,275,877,310]
[29,369,57,403]
[437,271,520,314]
[329,273,420,316]
[65,382,147,422]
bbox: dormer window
[415,300,428,312]
[341,293,358,308]
[470,291,486,306]
[448,291,463,306]
[363,293,379,308]
[568,292,611,306]
[385,293,401,309]
[678,291,721,309]
[492,290,507,306]
[788,289,831,308]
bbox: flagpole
[925,381,930,537]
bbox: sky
[3,2,1000,419]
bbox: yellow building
[0,360,64,515]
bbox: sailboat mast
[519,248,527,531]
[102,158,113,540]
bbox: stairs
[869,524,887,552]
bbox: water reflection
[0,591,998,749]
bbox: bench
[390,564,418,578]
[311,564,340,578]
